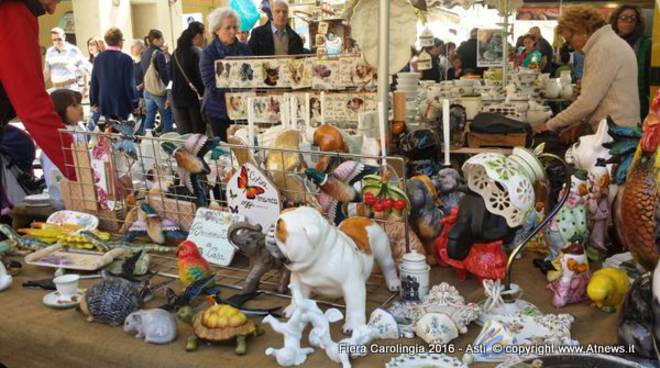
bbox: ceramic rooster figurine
[161,134,220,207]
[124,202,187,244]
[619,93,660,272]
[176,240,215,289]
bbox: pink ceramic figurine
[547,242,591,307]
[586,159,610,258]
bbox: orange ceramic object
[313,125,349,171]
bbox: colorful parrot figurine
[177,240,214,287]
[161,134,220,207]
[124,202,187,244]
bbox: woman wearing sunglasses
[534,6,640,144]
[611,5,651,119]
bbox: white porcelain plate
[386,353,468,368]
[47,210,99,231]
[43,289,84,309]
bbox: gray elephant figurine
[227,222,290,294]
[124,308,177,345]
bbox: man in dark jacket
[90,27,137,121]
[0,0,75,180]
[529,26,554,74]
[457,28,479,74]
[248,0,304,56]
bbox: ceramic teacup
[53,274,80,302]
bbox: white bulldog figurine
[272,207,401,334]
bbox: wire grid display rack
[57,128,409,310]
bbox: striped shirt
[44,42,89,84]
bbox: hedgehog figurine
[80,277,146,326]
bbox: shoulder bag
[144,50,167,96]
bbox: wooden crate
[466,132,528,148]
[146,195,196,232]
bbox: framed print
[237,60,258,88]
[287,58,312,90]
[477,28,504,68]
[352,59,377,92]
[225,92,256,120]
[215,60,232,88]
[311,58,340,90]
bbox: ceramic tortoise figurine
[185,298,263,355]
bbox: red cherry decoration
[364,192,375,205]
[373,200,384,212]
[393,199,406,210]
[383,198,393,210]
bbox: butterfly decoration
[237,166,265,200]
[229,205,239,214]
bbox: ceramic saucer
[43,290,84,309]
[386,353,468,368]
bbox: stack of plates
[396,72,420,124]
[24,193,51,207]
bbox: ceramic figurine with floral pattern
[546,241,591,308]
[534,170,588,275]
[445,147,546,278]
[585,159,610,260]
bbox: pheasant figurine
[124,202,187,244]
[305,160,377,225]
[161,134,220,207]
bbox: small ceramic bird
[176,240,214,288]
[109,120,138,160]
[124,202,187,244]
[161,134,220,207]
[587,267,631,312]
[0,261,12,292]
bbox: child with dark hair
[41,89,84,209]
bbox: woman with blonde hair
[534,6,640,144]
[199,7,251,140]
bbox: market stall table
[0,252,621,368]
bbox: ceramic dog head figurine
[270,207,400,334]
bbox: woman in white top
[534,6,640,143]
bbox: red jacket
[0,1,75,179]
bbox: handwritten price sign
[187,208,245,266]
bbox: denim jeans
[143,90,172,134]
